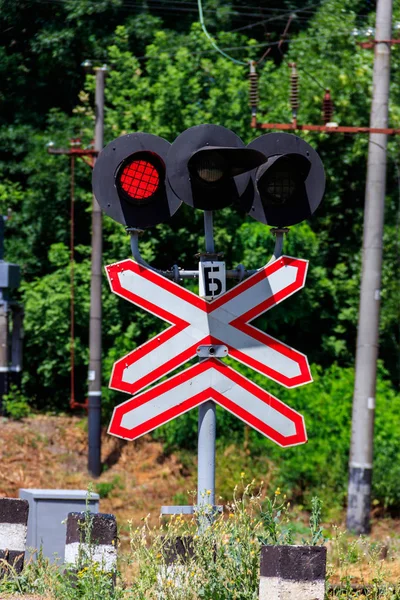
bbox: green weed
[1,483,399,599]
[2,385,32,420]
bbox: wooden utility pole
[88,66,107,477]
[346,0,393,534]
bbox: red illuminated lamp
[118,157,160,201]
[93,132,181,229]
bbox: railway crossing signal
[107,256,310,395]
[93,124,325,519]
[106,255,310,446]
[93,128,324,226]
[92,133,181,229]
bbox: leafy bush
[155,363,400,512]
[2,384,32,420]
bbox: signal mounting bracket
[196,345,228,358]
[195,251,224,260]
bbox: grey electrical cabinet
[0,262,21,289]
[19,489,99,562]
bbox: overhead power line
[36,0,319,20]
[197,0,249,65]
[227,0,323,34]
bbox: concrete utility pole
[88,66,107,477]
[347,0,393,533]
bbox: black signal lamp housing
[167,124,265,211]
[247,133,325,227]
[92,133,181,229]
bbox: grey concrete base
[65,512,117,573]
[0,497,29,575]
[259,545,326,600]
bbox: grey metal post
[11,304,23,386]
[0,219,7,409]
[197,210,217,528]
[0,291,9,407]
[346,0,392,533]
[88,66,106,477]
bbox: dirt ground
[0,414,195,533]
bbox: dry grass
[0,414,194,529]
[1,414,400,591]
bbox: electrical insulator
[249,62,259,115]
[322,89,334,124]
[288,62,299,119]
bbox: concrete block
[259,545,327,600]
[65,512,117,573]
[0,497,29,575]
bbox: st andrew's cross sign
[106,255,310,448]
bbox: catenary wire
[197,0,249,65]
[35,0,321,19]
[36,0,374,31]
[226,0,324,33]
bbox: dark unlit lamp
[166,125,266,211]
[257,154,311,206]
[247,132,325,227]
[191,151,227,183]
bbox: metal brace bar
[161,505,223,515]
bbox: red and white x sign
[109,358,307,447]
[106,256,311,396]
[106,255,311,446]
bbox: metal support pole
[0,292,9,410]
[268,228,287,264]
[88,66,106,477]
[346,0,392,533]
[197,211,217,529]
[10,305,23,387]
[0,218,8,411]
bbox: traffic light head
[166,124,265,211]
[92,133,181,229]
[247,133,325,227]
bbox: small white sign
[199,261,226,300]
[88,370,96,381]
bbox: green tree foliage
[0,0,399,507]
